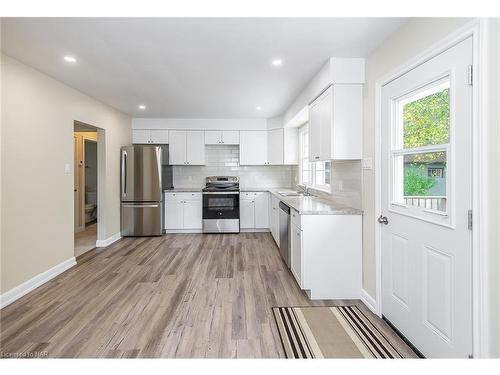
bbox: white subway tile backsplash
[173,145,293,189]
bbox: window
[299,124,331,191]
[391,78,450,214]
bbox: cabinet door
[308,100,322,161]
[319,87,333,161]
[183,199,202,229]
[150,130,169,144]
[240,131,268,165]
[240,199,255,229]
[254,192,269,229]
[132,129,151,144]
[291,224,303,287]
[204,130,222,145]
[222,130,240,145]
[283,127,299,165]
[169,131,187,165]
[186,131,205,165]
[270,196,280,246]
[165,199,184,229]
[267,129,284,165]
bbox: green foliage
[403,88,449,148]
[404,167,436,196]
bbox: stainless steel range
[202,176,240,233]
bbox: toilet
[85,191,97,223]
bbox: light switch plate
[362,158,373,170]
[64,163,72,174]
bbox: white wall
[1,54,131,294]
[484,17,500,358]
[132,118,267,130]
[361,18,473,299]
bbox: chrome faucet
[300,185,311,196]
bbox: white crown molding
[0,257,76,309]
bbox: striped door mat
[272,305,416,358]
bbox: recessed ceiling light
[64,56,77,63]
[271,59,283,67]
[256,106,262,111]
[138,105,146,110]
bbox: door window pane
[399,81,450,149]
[393,151,447,212]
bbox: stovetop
[203,176,239,192]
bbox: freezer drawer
[121,202,162,236]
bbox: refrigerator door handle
[122,203,160,208]
[121,150,127,198]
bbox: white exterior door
[380,37,473,358]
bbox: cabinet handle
[315,156,319,159]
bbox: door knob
[378,215,389,225]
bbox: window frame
[298,124,331,193]
[388,75,454,226]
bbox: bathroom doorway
[74,121,100,257]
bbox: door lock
[378,215,389,225]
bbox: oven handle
[202,191,240,195]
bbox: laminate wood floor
[0,233,408,358]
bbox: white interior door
[380,37,473,358]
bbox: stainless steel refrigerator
[120,145,172,236]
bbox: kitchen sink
[277,191,304,197]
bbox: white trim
[163,229,202,234]
[361,288,379,315]
[95,232,121,247]
[0,257,76,309]
[240,228,270,233]
[374,18,488,358]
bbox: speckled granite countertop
[164,188,202,192]
[268,189,362,215]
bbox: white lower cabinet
[164,192,202,230]
[269,195,280,246]
[292,213,362,299]
[240,198,255,229]
[290,224,303,287]
[240,192,269,230]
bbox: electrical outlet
[362,158,373,170]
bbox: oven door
[202,192,239,219]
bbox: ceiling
[1,18,406,119]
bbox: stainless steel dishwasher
[279,201,291,268]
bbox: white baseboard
[240,228,271,233]
[163,229,203,234]
[0,257,76,309]
[96,232,121,247]
[361,288,379,316]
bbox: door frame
[372,19,489,358]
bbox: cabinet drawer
[240,191,258,199]
[291,208,301,229]
[165,192,201,201]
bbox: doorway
[379,37,473,358]
[74,121,100,257]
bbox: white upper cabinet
[267,129,284,165]
[308,84,363,161]
[132,129,169,144]
[186,131,205,165]
[205,130,240,145]
[169,130,187,164]
[169,130,205,165]
[283,128,299,164]
[239,131,268,165]
[150,130,169,144]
